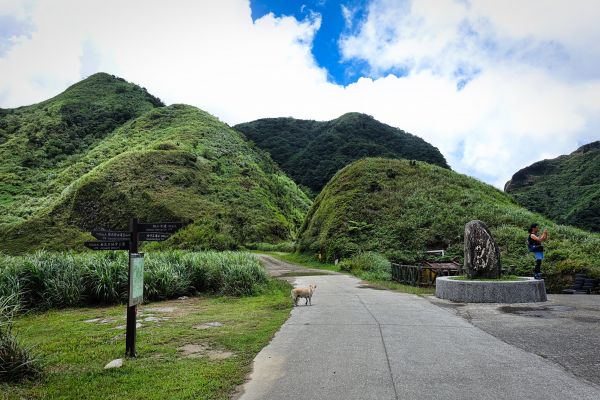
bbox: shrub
[0,295,42,382]
[0,251,269,312]
[340,252,392,281]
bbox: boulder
[464,220,501,278]
[104,358,123,369]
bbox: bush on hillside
[0,251,269,312]
[339,252,392,281]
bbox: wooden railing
[391,262,460,287]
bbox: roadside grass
[263,252,435,295]
[1,280,292,400]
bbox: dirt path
[255,254,337,278]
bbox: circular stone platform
[435,276,547,303]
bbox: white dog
[291,284,317,306]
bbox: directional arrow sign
[85,241,130,251]
[138,222,188,233]
[138,232,172,242]
[91,230,131,241]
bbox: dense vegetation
[234,112,449,192]
[298,158,600,284]
[0,75,310,254]
[0,251,269,312]
[0,73,163,227]
[505,141,600,232]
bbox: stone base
[435,276,547,303]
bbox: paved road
[237,256,600,400]
[429,294,600,386]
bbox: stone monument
[436,220,546,303]
[463,220,501,279]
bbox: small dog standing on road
[291,284,317,306]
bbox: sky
[0,0,599,188]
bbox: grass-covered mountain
[0,75,310,254]
[298,158,600,281]
[234,113,449,192]
[505,141,600,233]
[0,73,164,226]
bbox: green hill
[505,141,600,232]
[234,113,449,192]
[0,78,310,254]
[0,73,164,226]
[298,158,600,280]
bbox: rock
[193,321,223,329]
[464,220,501,279]
[104,358,123,369]
[83,318,101,323]
[113,322,143,330]
[144,307,176,313]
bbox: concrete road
[237,262,600,399]
[429,294,600,386]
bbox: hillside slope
[0,73,163,226]
[505,141,600,232]
[298,158,600,279]
[1,104,311,254]
[234,113,449,192]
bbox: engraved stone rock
[464,220,501,278]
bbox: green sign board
[129,253,144,306]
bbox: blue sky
[250,0,370,85]
[0,0,599,187]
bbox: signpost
[84,218,189,357]
[91,230,131,241]
[84,240,129,251]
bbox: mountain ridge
[505,141,600,232]
[234,112,449,192]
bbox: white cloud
[0,0,599,189]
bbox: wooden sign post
[84,218,189,357]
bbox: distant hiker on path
[528,223,548,279]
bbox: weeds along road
[237,255,600,400]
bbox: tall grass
[0,294,42,382]
[0,251,269,311]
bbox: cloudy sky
[1,0,599,188]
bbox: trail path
[237,255,600,399]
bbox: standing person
[528,223,548,279]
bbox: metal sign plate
[129,253,144,306]
[85,241,130,251]
[138,222,187,233]
[138,232,172,242]
[91,230,131,241]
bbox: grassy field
[1,280,291,399]
[262,251,435,295]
